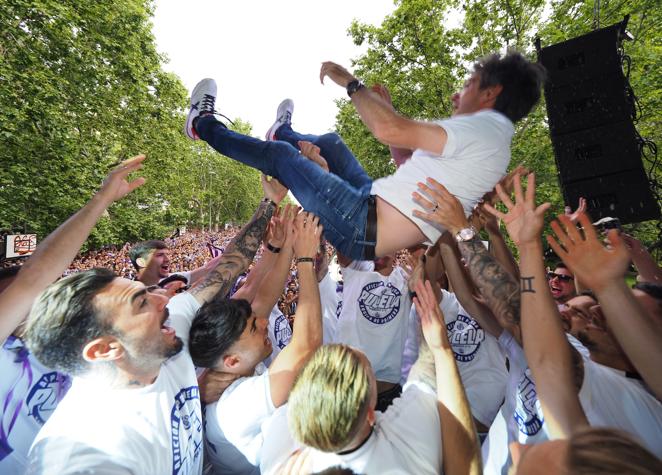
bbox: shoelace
[200,94,235,127]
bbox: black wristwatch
[346,79,365,97]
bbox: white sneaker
[265,99,294,141]
[184,78,217,140]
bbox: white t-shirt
[400,291,507,427]
[265,272,340,365]
[483,331,662,474]
[482,331,549,475]
[579,357,662,457]
[27,292,204,475]
[318,272,340,344]
[204,364,274,474]
[0,337,71,474]
[259,381,441,475]
[371,109,514,243]
[337,262,412,383]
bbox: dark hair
[633,282,662,301]
[554,262,569,271]
[189,298,252,368]
[158,273,188,288]
[24,268,117,375]
[474,52,546,123]
[128,240,167,270]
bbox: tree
[0,0,263,251]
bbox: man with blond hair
[258,280,481,475]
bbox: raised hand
[564,197,587,223]
[547,213,630,292]
[319,61,356,88]
[413,279,449,352]
[293,212,324,259]
[297,140,329,172]
[98,154,147,203]
[261,174,289,204]
[412,178,469,234]
[483,173,551,247]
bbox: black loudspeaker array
[536,18,660,225]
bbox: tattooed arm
[189,199,276,305]
[413,178,522,344]
[485,173,588,438]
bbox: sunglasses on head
[547,272,574,282]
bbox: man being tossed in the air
[185,53,545,261]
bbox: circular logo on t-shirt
[358,281,401,324]
[514,369,544,436]
[273,313,293,349]
[171,386,203,474]
[446,314,485,363]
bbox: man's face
[547,267,575,303]
[451,72,485,116]
[145,248,170,278]
[226,315,273,373]
[93,278,183,369]
[559,295,595,336]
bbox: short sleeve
[216,371,276,465]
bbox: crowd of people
[1,50,661,475]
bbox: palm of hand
[504,206,543,245]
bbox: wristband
[296,257,314,264]
[346,79,365,98]
[266,242,281,254]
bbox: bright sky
[151,0,397,137]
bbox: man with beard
[24,180,284,474]
[547,263,576,307]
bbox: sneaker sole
[184,78,216,140]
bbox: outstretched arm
[437,233,503,337]
[269,212,324,407]
[190,200,275,305]
[414,279,481,475]
[621,233,662,283]
[247,205,297,318]
[487,173,587,438]
[477,205,520,279]
[548,213,662,401]
[370,84,413,166]
[413,178,522,343]
[320,62,447,154]
[0,155,147,343]
[233,203,295,307]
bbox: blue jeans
[195,116,374,260]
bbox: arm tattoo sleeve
[191,200,275,303]
[458,237,521,328]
